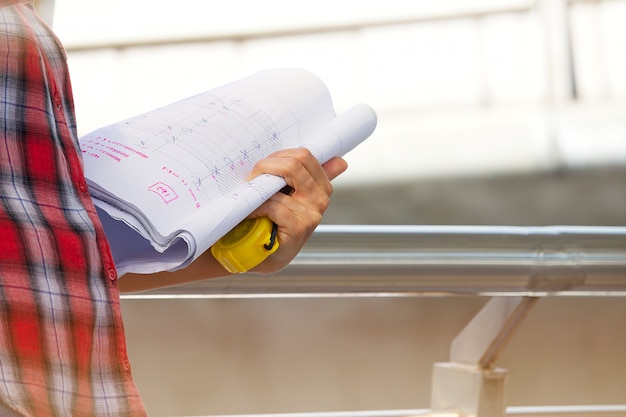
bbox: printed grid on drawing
[111,89,288,200]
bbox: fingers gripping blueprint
[80,69,377,275]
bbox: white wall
[51,0,626,186]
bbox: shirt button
[52,90,62,111]
[107,268,117,281]
[122,358,131,372]
[77,180,89,194]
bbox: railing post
[431,297,538,417]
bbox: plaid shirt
[0,2,147,415]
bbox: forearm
[118,251,233,293]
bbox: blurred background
[38,0,625,416]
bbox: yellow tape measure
[210,216,279,274]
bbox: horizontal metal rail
[186,404,626,417]
[123,225,626,299]
[63,2,533,51]
[508,405,626,416]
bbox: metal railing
[182,405,626,417]
[124,225,626,299]
[124,225,626,417]
[60,1,535,51]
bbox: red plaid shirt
[0,2,147,415]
